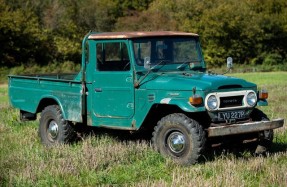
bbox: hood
[141,72,256,91]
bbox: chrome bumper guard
[207,118,284,137]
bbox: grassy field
[0,72,286,186]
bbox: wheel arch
[36,96,67,120]
[139,104,185,131]
[139,103,210,132]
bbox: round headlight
[247,92,257,107]
[207,95,218,110]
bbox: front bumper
[207,118,284,137]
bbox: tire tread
[39,105,76,145]
[152,113,206,165]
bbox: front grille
[219,96,244,108]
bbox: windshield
[132,37,203,69]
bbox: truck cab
[9,31,284,165]
[84,32,206,129]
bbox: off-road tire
[250,108,274,154]
[152,113,206,165]
[39,105,76,146]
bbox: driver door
[92,41,135,120]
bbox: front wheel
[152,113,206,165]
[39,105,76,146]
[250,108,274,154]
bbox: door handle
[95,88,102,92]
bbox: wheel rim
[47,120,59,141]
[167,131,186,154]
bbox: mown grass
[0,72,286,186]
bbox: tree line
[1,0,286,68]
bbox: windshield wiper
[176,61,190,70]
[134,60,166,88]
[177,60,203,71]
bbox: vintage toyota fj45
[9,31,284,165]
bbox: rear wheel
[152,113,206,165]
[39,105,76,146]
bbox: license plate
[218,111,245,120]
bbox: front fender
[257,99,268,106]
[159,97,206,112]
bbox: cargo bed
[8,73,83,123]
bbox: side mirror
[227,57,233,69]
[144,57,151,70]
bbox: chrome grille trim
[205,90,257,111]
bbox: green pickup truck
[8,31,284,165]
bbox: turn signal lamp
[189,95,203,105]
[259,90,268,99]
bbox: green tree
[1,0,287,68]
[0,0,51,67]
[115,0,287,67]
